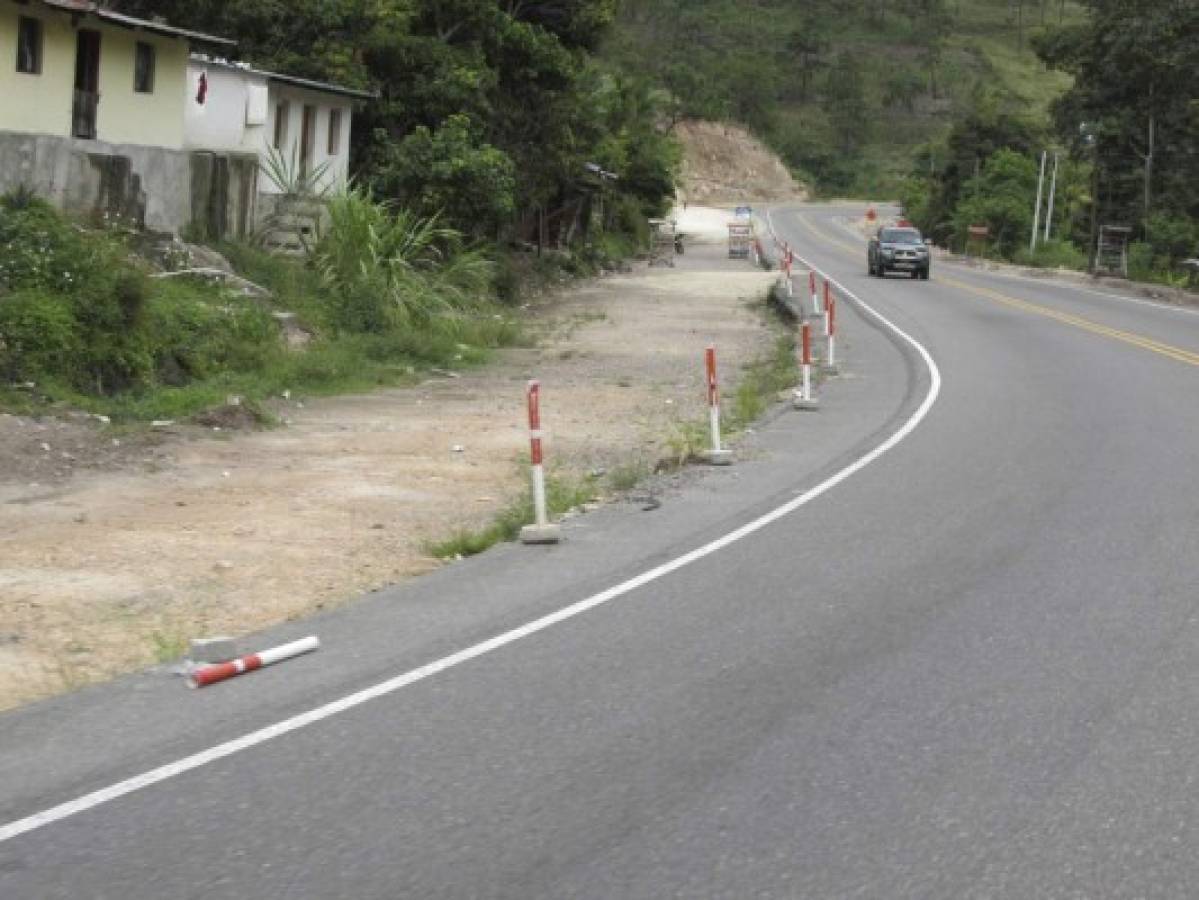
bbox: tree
[952,149,1039,254]
[822,51,870,156]
[1035,0,1199,235]
[368,115,517,240]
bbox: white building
[185,56,374,197]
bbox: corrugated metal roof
[36,1,236,47]
[190,54,378,101]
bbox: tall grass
[313,188,494,334]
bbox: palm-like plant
[313,187,493,333]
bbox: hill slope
[673,120,808,206]
[606,0,1085,196]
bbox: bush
[1013,239,1088,270]
[312,188,493,334]
[368,115,517,241]
[1144,214,1196,266]
[0,288,80,380]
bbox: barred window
[17,17,43,75]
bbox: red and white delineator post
[519,380,561,544]
[703,345,733,466]
[824,294,839,374]
[822,279,832,337]
[793,321,819,411]
[188,636,319,689]
[784,244,794,296]
[809,270,820,317]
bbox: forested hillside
[606,0,1085,196]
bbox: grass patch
[427,471,598,560]
[0,194,527,424]
[664,330,798,465]
[607,458,652,492]
[149,630,188,664]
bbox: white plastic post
[520,380,561,544]
[189,636,320,688]
[704,346,732,465]
[825,295,839,374]
[794,321,819,410]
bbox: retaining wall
[0,130,258,239]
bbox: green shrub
[1145,214,1197,266]
[0,288,80,380]
[313,188,494,334]
[1013,239,1087,270]
[1127,242,1156,281]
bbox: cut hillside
[673,120,808,206]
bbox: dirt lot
[0,228,780,710]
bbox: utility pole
[1030,149,1047,254]
[1143,113,1155,224]
[1043,152,1059,242]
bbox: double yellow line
[790,211,1199,369]
[937,276,1199,368]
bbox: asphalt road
[4,204,1199,898]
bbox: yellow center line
[787,210,1199,369]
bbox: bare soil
[0,236,779,710]
[673,119,808,207]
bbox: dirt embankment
[0,236,780,711]
[673,119,808,207]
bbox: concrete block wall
[0,130,258,240]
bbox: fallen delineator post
[189,636,320,688]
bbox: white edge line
[0,222,942,846]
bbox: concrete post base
[793,393,820,411]
[703,449,734,466]
[520,524,562,545]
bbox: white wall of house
[185,60,354,197]
[264,83,352,196]
[183,62,267,154]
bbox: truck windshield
[880,229,922,244]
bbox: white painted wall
[184,60,353,196]
[264,83,352,196]
[183,62,266,154]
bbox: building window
[327,109,342,156]
[134,42,155,93]
[273,101,289,150]
[17,16,43,75]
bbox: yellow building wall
[0,1,187,148]
[0,2,76,138]
[96,28,187,148]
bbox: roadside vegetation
[2,2,688,422]
[0,190,522,422]
[899,0,1198,287]
[429,299,797,562]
